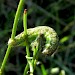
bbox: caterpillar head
[42,37,59,55]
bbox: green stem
[23,63,29,75]
[0,46,11,75]
[0,0,24,74]
[11,0,24,39]
[23,9,31,75]
[23,44,31,75]
[23,9,27,35]
[23,45,39,75]
[41,64,47,75]
[25,56,34,75]
[28,61,33,75]
[23,9,30,57]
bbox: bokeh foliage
[0,0,75,75]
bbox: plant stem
[28,61,33,75]
[23,63,29,75]
[23,9,34,74]
[23,9,30,57]
[23,9,27,35]
[0,0,24,74]
[41,64,47,75]
[23,9,31,75]
[0,46,11,75]
[11,0,24,39]
[25,44,39,75]
[23,45,39,75]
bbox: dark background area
[0,0,75,75]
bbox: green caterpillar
[8,26,59,55]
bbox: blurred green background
[0,0,75,75]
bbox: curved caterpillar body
[8,26,59,55]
